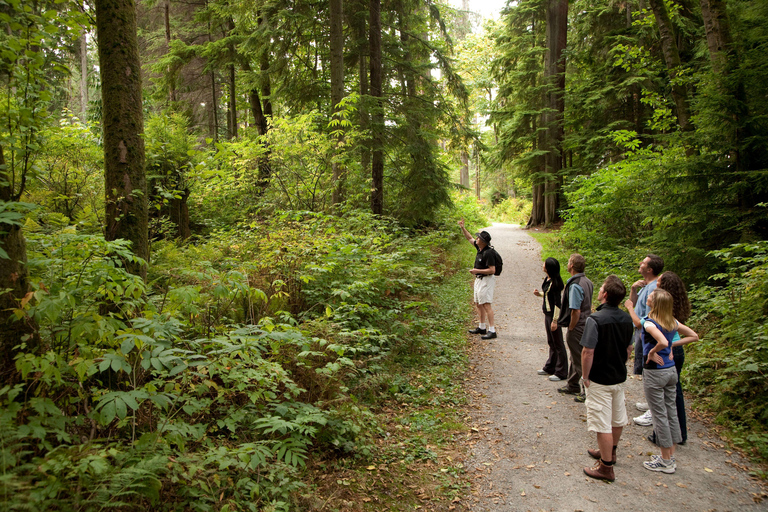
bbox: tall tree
[648,0,692,132]
[96,0,149,279]
[369,0,384,215]
[330,0,345,205]
[537,0,567,227]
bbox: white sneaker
[636,402,650,411]
[633,410,653,426]
[643,455,676,473]
[537,369,549,375]
[548,375,562,381]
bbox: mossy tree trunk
[96,0,149,279]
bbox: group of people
[458,221,699,483]
[535,253,699,481]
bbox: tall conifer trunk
[369,0,384,215]
[330,0,345,206]
[648,0,692,132]
[96,0,149,279]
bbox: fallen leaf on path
[704,467,714,473]
[676,483,687,488]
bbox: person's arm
[624,299,642,329]
[672,323,699,347]
[581,347,595,387]
[458,219,474,243]
[579,317,598,386]
[629,279,646,305]
[644,322,668,365]
[569,309,581,331]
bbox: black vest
[587,304,635,385]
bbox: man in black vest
[553,253,593,401]
[580,275,635,482]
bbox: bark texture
[0,146,36,380]
[648,0,692,132]
[369,0,384,215]
[96,0,149,279]
[330,0,345,205]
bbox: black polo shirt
[473,242,496,270]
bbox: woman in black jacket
[534,257,567,380]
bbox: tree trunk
[79,32,88,119]
[460,150,469,188]
[165,0,176,102]
[369,0,384,215]
[648,0,692,132]
[355,0,370,180]
[228,63,237,139]
[543,0,567,227]
[227,18,237,140]
[330,0,345,206]
[700,0,749,173]
[243,56,272,193]
[0,145,37,380]
[96,0,149,280]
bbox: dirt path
[461,223,767,511]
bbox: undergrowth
[1,196,482,510]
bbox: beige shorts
[473,275,495,304]
[585,381,629,434]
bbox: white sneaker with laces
[633,410,653,426]
[537,369,549,375]
[548,375,562,381]
[644,455,676,473]
[635,402,650,411]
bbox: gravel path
[462,223,767,512]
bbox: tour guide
[458,219,497,340]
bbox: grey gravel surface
[462,223,768,512]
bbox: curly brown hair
[657,271,691,323]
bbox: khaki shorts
[585,382,629,434]
[473,275,495,304]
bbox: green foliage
[25,114,104,230]
[489,197,532,225]
[2,198,477,509]
[684,242,768,461]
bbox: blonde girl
[627,289,698,474]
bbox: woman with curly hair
[651,271,693,445]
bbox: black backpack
[490,246,503,276]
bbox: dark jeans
[565,324,585,393]
[674,346,687,442]
[542,315,567,379]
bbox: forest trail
[461,223,767,511]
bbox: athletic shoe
[647,433,658,446]
[643,455,676,474]
[574,393,586,403]
[557,386,579,395]
[481,331,497,340]
[468,327,487,335]
[633,410,653,426]
[537,369,549,375]
[636,402,650,412]
[548,375,562,381]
